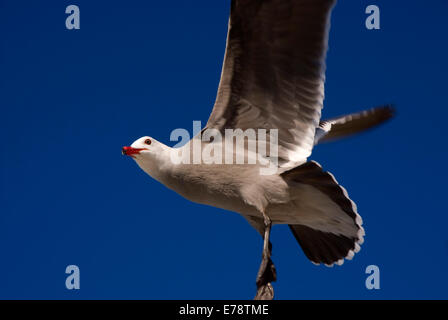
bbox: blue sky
[1,0,447,299]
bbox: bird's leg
[254,216,277,300]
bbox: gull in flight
[122,0,394,299]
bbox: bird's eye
[144,139,152,145]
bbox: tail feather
[315,105,395,144]
[289,224,358,266]
[281,161,364,267]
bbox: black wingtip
[376,104,396,121]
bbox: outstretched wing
[206,0,336,167]
[315,105,395,144]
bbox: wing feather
[206,0,336,167]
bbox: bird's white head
[122,136,172,181]
[122,136,160,159]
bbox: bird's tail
[314,105,395,145]
[280,161,365,266]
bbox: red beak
[122,146,145,157]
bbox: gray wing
[206,0,336,167]
[315,105,395,144]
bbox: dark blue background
[1,0,447,299]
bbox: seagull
[122,0,394,300]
